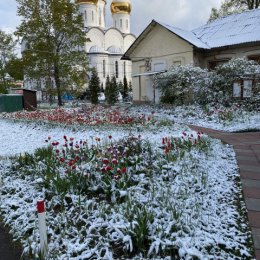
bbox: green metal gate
[0,95,23,112]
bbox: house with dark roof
[122,8,260,103]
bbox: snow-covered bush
[155,65,213,105]
[155,58,260,107]
[214,57,260,106]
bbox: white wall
[130,24,194,103]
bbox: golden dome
[76,0,106,5]
[111,2,131,14]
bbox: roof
[122,9,260,60]
[155,20,210,49]
[192,8,260,48]
[121,20,209,60]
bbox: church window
[124,62,126,76]
[99,8,102,25]
[84,10,87,21]
[120,19,122,28]
[103,60,106,78]
[115,20,117,27]
[115,61,119,78]
[92,11,94,21]
[126,19,128,29]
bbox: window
[115,20,117,27]
[173,61,181,67]
[103,60,106,78]
[92,11,94,21]
[99,8,102,25]
[208,59,229,70]
[123,62,126,76]
[85,10,87,21]
[115,61,119,78]
[153,62,165,72]
[248,55,260,64]
[126,19,128,29]
[120,19,122,28]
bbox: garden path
[189,125,260,260]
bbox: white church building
[22,0,136,96]
[77,0,136,87]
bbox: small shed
[9,88,37,110]
[0,94,23,112]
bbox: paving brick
[237,155,260,162]
[256,250,260,260]
[245,198,260,211]
[234,144,252,150]
[252,228,260,249]
[243,187,260,199]
[237,160,260,166]
[248,211,260,228]
[242,179,260,189]
[240,171,260,180]
[239,164,260,173]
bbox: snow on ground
[130,105,260,132]
[0,118,186,158]
[0,105,257,259]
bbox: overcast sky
[0,0,223,35]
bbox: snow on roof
[192,8,260,48]
[154,20,210,49]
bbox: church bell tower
[111,0,131,34]
[76,0,106,28]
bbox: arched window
[120,19,122,28]
[85,10,87,21]
[126,19,128,29]
[123,61,126,76]
[115,61,119,78]
[103,60,106,78]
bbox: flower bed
[0,126,254,259]
[1,106,156,127]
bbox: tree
[105,75,118,105]
[5,57,24,81]
[110,76,119,104]
[118,81,123,95]
[104,75,111,104]
[0,30,17,92]
[15,0,89,106]
[89,68,100,104]
[122,75,129,101]
[209,0,260,21]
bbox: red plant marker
[37,199,48,256]
[37,199,45,214]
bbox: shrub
[89,68,100,105]
[155,58,260,107]
[155,65,213,105]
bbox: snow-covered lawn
[0,105,257,260]
[131,105,260,132]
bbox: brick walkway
[189,125,260,260]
